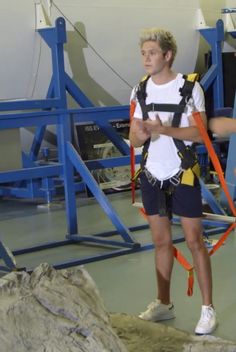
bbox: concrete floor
[0,190,236,342]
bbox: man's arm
[143,112,207,143]
[209,117,236,137]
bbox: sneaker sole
[195,322,218,335]
[139,314,175,322]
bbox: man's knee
[186,236,204,252]
[153,235,172,249]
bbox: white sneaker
[139,299,175,322]
[195,305,218,335]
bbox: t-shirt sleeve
[130,86,143,120]
[186,81,205,116]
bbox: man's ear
[164,50,173,63]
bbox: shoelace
[147,301,159,310]
[200,307,214,323]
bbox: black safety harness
[134,74,200,217]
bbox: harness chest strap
[137,74,200,187]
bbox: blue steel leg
[66,142,137,244]
[65,73,94,108]
[58,113,78,235]
[200,178,226,215]
[41,177,55,203]
[199,19,224,110]
[0,241,16,271]
[95,121,130,155]
[28,125,47,162]
[220,92,236,206]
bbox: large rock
[1,263,235,352]
[0,263,127,352]
[111,313,236,352]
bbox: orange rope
[193,111,236,255]
[140,207,194,296]
[129,111,236,297]
[193,112,236,217]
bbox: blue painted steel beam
[199,19,224,109]
[0,98,62,112]
[67,235,140,249]
[85,154,141,170]
[65,73,94,108]
[11,224,228,271]
[200,178,226,215]
[221,92,236,206]
[26,19,95,166]
[67,142,137,244]
[95,121,130,155]
[200,64,217,91]
[221,8,236,13]
[28,125,47,162]
[34,247,145,271]
[0,165,62,183]
[0,105,130,127]
[0,241,16,271]
[72,105,129,123]
[229,31,236,38]
[12,240,75,255]
[0,186,46,198]
[24,17,68,172]
[57,114,78,235]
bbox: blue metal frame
[0,241,17,272]
[199,19,225,109]
[0,106,142,267]
[220,93,236,206]
[222,8,236,39]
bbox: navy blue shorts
[140,172,203,218]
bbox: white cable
[51,0,132,88]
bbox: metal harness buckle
[144,168,157,187]
[169,170,182,186]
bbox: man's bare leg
[181,217,212,305]
[148,214,174,304]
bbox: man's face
[141,40,170,76]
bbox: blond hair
[139,28,177,66]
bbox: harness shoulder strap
[136,76,150,121]
[135,76,151,170]
[172,74,197,128]
[172,74,199,173]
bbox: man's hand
[129,119,151,147]
[143,115,163,133]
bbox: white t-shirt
[131,73,205,181]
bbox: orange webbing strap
[140,207,194,296]
[130,100,137,204]
[208,223,236,256]
[193,111,236,217]
[193,111,236,255]
[173,247,194,296]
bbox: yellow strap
[181,162,200,186]
[186,73,200,82]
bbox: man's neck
[151,69,177,85]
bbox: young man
[129,28,217,335]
